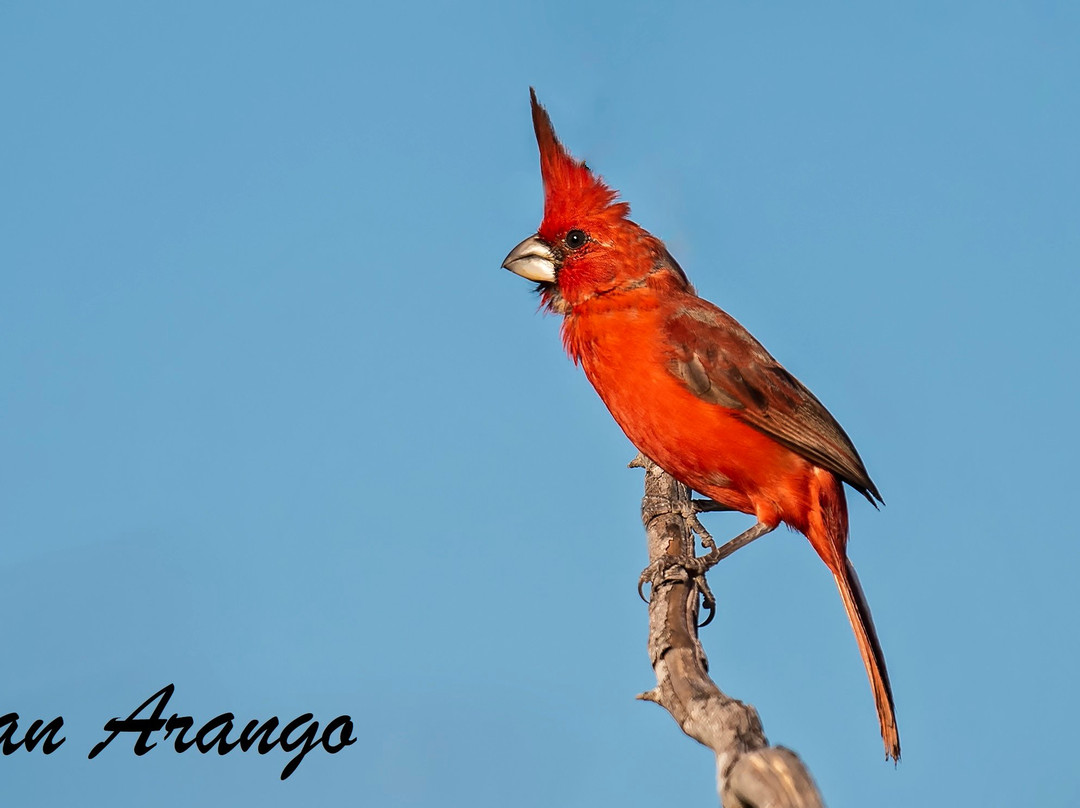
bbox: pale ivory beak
[502,234,556,282]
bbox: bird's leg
[634,465,772,622]
[692,518,776,569]
[692,498,735,513]
[684,496,739,608]
[637,496,771,620]
[643,499,729,614]
[679,514,775,626]
[676,504,720,619]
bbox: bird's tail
[807,466,900,761]
[831,555,901,761]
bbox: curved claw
[698,596,716,628]
[694,574,717,627]
[638,557,671,604]
[638,556,682,604]
[637,575,651,604]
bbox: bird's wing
[663,300,882,504]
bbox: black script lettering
[237,717,280,754]
[277,714,357,780]
[162,714,196,752]
[0,713,65,754]
[321,715,356,754]
[87,684,355,778]
[194,713,239,754]
[278,714,318,780]
[89,683,174,758]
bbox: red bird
[503,90,899,761]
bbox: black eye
[564,229,588,250]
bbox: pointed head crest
[529,89,630,241]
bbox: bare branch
[632,453,826,807]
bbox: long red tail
[832,556,900,760]
[807,467,900,760]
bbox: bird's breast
[563,300,811,525]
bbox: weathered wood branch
[632,453,826,808]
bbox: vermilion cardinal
[503,90,899,761]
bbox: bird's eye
[565,229,588,250]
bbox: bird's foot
[637,554,719,626]
[639,512,776,627]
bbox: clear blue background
[3,2,1078,805]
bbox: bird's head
[502,89,690,314]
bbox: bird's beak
[502,234,556,283]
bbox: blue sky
[2,1,1078,805]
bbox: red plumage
[503,90,899,761]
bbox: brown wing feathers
[665,304,882,505]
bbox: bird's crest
[530,89,630,238]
